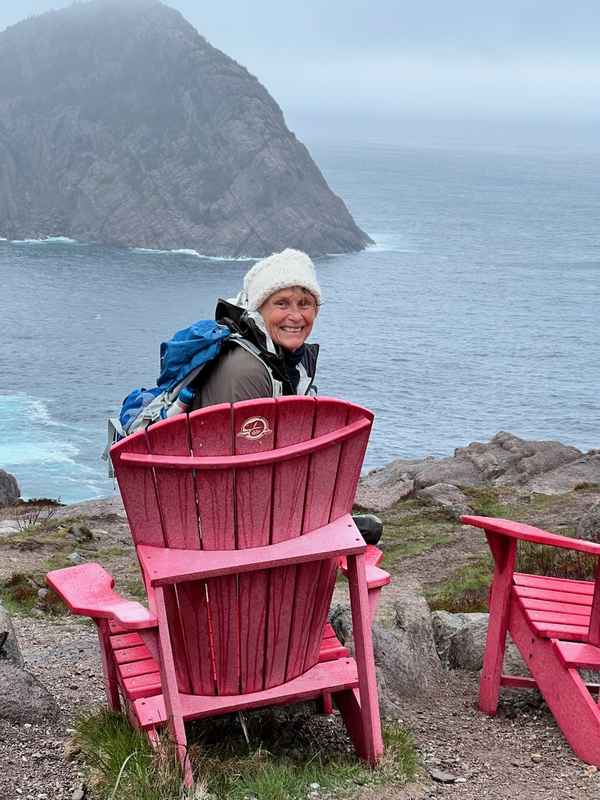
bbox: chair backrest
[111,396,373,695]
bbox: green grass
[380,510,456,566]
[73,708,418,800]
[460,486,513,518]
[425,558,492,613]
[425,536,599,613]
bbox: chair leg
[343,552,384,764]
[479,533,517,715]
[95,620,121,711]
[319,691,333,715]
[155,586,193,787]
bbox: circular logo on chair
[237,416,273,441]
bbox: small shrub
[517,541,596,582]
[0,571,67,615]
[14,498,62,532]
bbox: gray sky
[2,1,599,143]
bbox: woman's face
[259,286,318,351]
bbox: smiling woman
[191,249,322,409]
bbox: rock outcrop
[0,0,371,257]
[357,431,600,511]
[0,469,20,506]
[0,602,58,723]
[330,584,443,714]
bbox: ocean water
[1,141,599,502]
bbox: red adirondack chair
[48,397,390,785]
[461,514,600,766]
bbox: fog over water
[2,0,599,149]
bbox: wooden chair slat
[285,399,349,682]
[302,398,348,532]
[526,608,593,626]
[111,432,165,546]
[530,621,589,639]
[176,581,216,695]
[147,415,200,549]
[303,403,372,671]
[514,586,593,606]
[518,596,591,616]
[233,399,277,693]
[513,573,595,594]
[189,405,235,550]
[264,397,316,689]
[302,559,339,671]
[189,404,239,695]
[330,403,373,521]
[554,641,600,669]
[118,658,159,679]
[163,585,192,694]
[205,576,240,695]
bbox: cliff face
[0,0,371,257]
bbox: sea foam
[133,246,255,261]
[11,235,79,244]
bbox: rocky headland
[0,0,371,257]
[2,430,600,798]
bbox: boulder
[356,432,591,512]
[0,602,24,667]
[330,586,442,713]
[432,610,525,674]
[431,610,470,668]
[0,661,58,723]
[526,454,600,495]
[355,458,422,511]
[417,483,471,520]
[456,432,581,487]
[412,456,483,490]
[0,469,20,506]
[576,500,600,543]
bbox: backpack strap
[229,335,284,398]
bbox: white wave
[10,235,78,244]
[0,440,80,466]
[170,248,202,257]
[0,236,7,241]
[0,393,87,432]
[132,246,255,261]
[192,252,256,262]
[367,238,418,253]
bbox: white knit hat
[242,249,322,311]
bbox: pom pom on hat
[242,249,321,311]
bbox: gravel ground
[5,607,600,799]
[3,492,600,798]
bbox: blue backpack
[104,320,232,468]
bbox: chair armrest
[461,515,600,557]
[47,563,157,630]
[338,545,391,589]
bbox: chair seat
[513,572,594,641]
[108,620,349,702]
